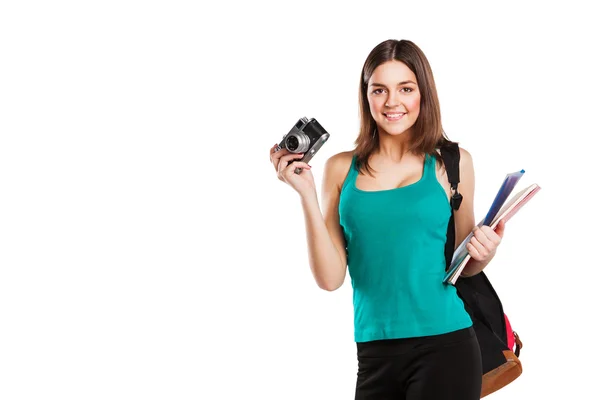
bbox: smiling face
[367,60,421,138]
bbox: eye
[371,88,386,95]
[400,87,414,93]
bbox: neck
[375,128,414,162]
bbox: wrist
[299,189,318,204]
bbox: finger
[466,242,482,260]
[473,226,496,248]
[269,143,278,158]
[277,155,305,179]
[283,161,312,177]
[270,145,290,169]
[277,153,305,173]
[494,219,506,238]
[272,151,292,172]
[273,149,295,167]
[479,225,502,246]
[469,236,489,259]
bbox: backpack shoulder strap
[439,141,463,270]
[439,141,463,211]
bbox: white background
[1,1,598,399]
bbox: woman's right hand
[269,143,316,198]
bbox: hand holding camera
[270,117,330,197]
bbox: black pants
[355,326,482,400]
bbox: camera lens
[285,133,310,153]
[287,136,299,151]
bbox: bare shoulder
[323,150,354,189]
[325,150,354,170]
[458,146,475,182]
[459,146,473,167]
[434,145,475,201]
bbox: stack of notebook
[443,169,541,285]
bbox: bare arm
[300,153,349,291]
[453,147,476,253]
[270,144,349,291]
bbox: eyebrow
[369,81,417,87]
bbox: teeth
[385,113,404,117]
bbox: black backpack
[439,141,523,398]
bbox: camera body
[276,117,330,174]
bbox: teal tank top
[339,153,472,343]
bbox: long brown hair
[355,39,452,176]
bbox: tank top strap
[422,153,437,181]
[341,153,359,191]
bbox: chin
[379,123,412,136]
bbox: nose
[386,92,400,108]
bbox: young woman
[269,39,506,400]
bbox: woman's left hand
[466,220,506,262]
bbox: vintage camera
[276,117,330,174]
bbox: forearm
[460,249,497,277]
[300,192,346,291]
